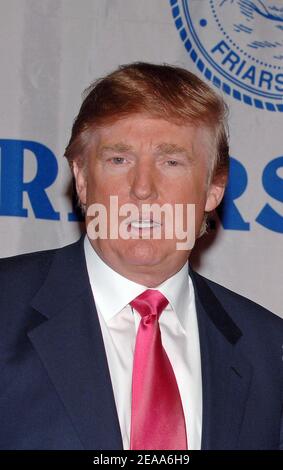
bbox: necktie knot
[130,289,169,321]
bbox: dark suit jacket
[1,235,283,450]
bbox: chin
[121,240,164,267]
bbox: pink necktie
[129,289,188,450]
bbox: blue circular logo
[170,0,283,112]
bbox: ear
[72,161,87,206]
[204,175,226,212]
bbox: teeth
[131,220,160,229]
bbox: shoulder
[0,239,83,357]
[191,270,283,334]
[0,238,82,312]
[0,246,58,299]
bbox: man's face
[74,114,225,286]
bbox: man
[1,62,283,450]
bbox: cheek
[168,174,207,204]
[86,169,130,203]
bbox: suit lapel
[27,236,123,450]
[190,271,253,450]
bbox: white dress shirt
[84,235,203,450]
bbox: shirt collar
[84,235,190,330]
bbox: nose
[129,157,158,202]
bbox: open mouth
[129,219,162,229]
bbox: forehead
[92,114,213,153]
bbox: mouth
[127,219,163,235]
[129,219,162,229]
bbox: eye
[166,160,179,166]
[110,156,126,164]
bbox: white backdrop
[0,0,282,316]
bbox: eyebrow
[98,142,190,156]
[154,143,189,156]
[98,143,133,155]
